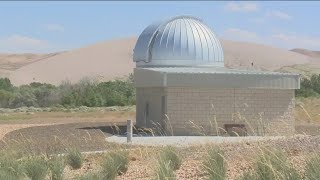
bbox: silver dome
[133,16,224,67]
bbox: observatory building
[133,16,300,136]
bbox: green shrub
[154,160,177,180]
[203,147,227,180]
[305,153,320,180]
[159,146,182,171]
[101,151,129,180]
[254,150,300,180]
[48,156,65,180]
[24,156,48,180]
[0,152,24,180]
[66,148,83,170]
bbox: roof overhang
[134,67,300,89]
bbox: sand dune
[9,38,313,85]
[291,48,320,59]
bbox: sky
[0,1,320,53]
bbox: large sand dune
[9,38,312,85]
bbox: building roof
[134,67,300,89]
[133,16,224,67]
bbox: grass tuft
[66,148,83,170]
[254,149,300,180]
[159,146,182,171]
[305,153,320,180]
[203,147,227,180]
[24,156,48,180]
[101,151,129,180]
[48,156,65,180]
[0,152,24,180]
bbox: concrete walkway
[106,135,284,147]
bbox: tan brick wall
[165,88,295,136]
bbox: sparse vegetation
[48,156,65,180]
[24,156,48,180]
[76,172,101,180]
[305,153,320,180]
[101,151,129,180]
[159,146,182,171]
[240,149,301,180]
[203,147,227,180]
[0,152,24,180]
[66,148,83,170]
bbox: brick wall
[165,88,295,136]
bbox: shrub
[154,160,177,180]
[203,147,227,180]
[24,156,48,180]
[48,156,65,180]
[66,148,83,169]
[159,146,182,171]
[101,151,129,180]
[254,149,300,180]
[305,153,320,180]
[0,152,24,180]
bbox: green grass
[159,146,182,171]
[305,153,320,180]
[48,156,65,180]
[24,156,48,180]
[101,151,129,180]
[203,147,227,180]
[66,148,83,170]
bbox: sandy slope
[9,38,312,85]
[0,53,60,78]
[291,48,320,59]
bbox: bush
[154,159,177,180]
[254,149,300,180]
[0,152,24,180]
[305,153,320,180]
[48,156,65,180]
[159,146,182,171]
[66,148,83,170]
[101,151,129,180]
[0,77,135,108]
[203,147,227,180]
[24,156,48,180]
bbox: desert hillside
[0,53,60,78]
[1,37,315,85]
[291,48,320,59]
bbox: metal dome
[133,16,224,67]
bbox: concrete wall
[136,88,167,134]
[165,88,295,136]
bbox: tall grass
[159,146,182,171]
[0,152,24,180]
[101,151,129,180]
[66,148,83,170]
[246,149,301,180]
[305,153,320,180]
[48,156,65,180]
[203,147,227,180]
[24,156,48,180]
[154,146,182,180]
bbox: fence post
[127,119,132,143]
